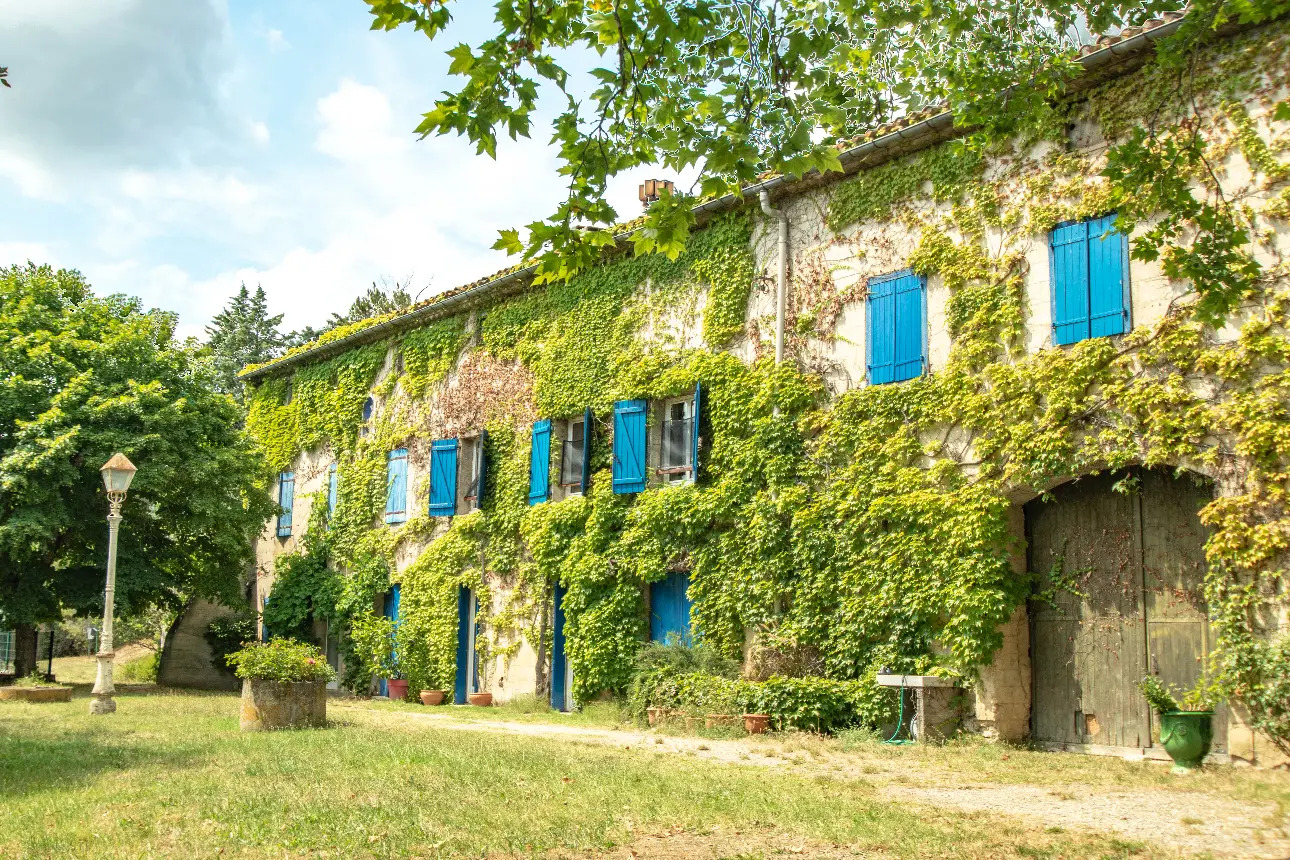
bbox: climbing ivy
[246,20,1290,753]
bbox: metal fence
[0,629,13,674]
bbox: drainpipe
[759,190,788,365]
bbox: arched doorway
[1026,468,1226,752]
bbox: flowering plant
[226,638,336,683]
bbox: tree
[324,277,416,329]
[363,0,1271,284]
[0,264,275,676]
[206,283,285,401]
[283,276,419,348]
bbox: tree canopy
[0,264,274,647]
[206,283,285,401]
[363,0,1281,282]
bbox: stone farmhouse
[234,15,1290,766]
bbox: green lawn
[1,690,1175,859]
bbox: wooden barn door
[1026,469,1222,752]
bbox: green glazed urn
[1159,711,1214,773]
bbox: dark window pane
[560,438,585,486]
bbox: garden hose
[883,680,914,745]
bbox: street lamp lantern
[100,452,137,496]
[91,453,137,716]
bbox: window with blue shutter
[612,400,648,494]
[470,429,488,511]
[429,438,459,517]
[1050,214,1129,345]
[867,269,926,385]
[528,419,551,506]
[276,471,294,537]
[385,449,408,524]
[327,463,338,517]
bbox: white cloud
[0,242,57,267]
[264,28,290,53]
[315,79,409,162]
[249,121,271,145]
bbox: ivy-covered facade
[243,17,1290,765]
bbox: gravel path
[335,703,1290,859]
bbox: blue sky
[0,1,675,340]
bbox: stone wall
[158,598,239,691]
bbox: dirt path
[334,703,1290,859]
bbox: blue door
[378,585,400,697]
[551,582,571,711]
[454,587,475,704]
[649,571,692,645]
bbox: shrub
[226,639,336,683]
[13,672,61,688]
[625,640,738,721]
[348,612,396,683]
[634,669,894,733]
[205,612,255,675]
[119,652,160,683]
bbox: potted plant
[743,713,771,734]
[1138,675,1216,773]
[350,612,405,700]
[227,639,336,731]
[394,619,445,706]
[468,691,493,707]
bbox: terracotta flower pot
[683,716,703,732]
[468,692,493,707]
[743,713,771,734]
[647,707,664,726]
[386,679,409,701]
[419,689,446,706]
[705,713,736,728]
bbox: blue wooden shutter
[327,463,338,517]
[528,419,551,506]
[580,406,592,494]
[429,439,459,517]
[454,587,471,704]
[1051,220,1091,345]
[691,383,703,480]
[612,400,648,494]
[277,472,294,537]
[867,276,896,384]
[1088,214,1128,338]
[385,449,408,524]
[475,428,489,511]
[551,581,569,711]
[892,271,925,382]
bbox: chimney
[638,178,675,209]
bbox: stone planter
[467,692,493,707]
[743,713,771,734]
[0,686,72,703]
[240,679,327,731]
[1160,711,1214,773]
[419,689,446,706]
